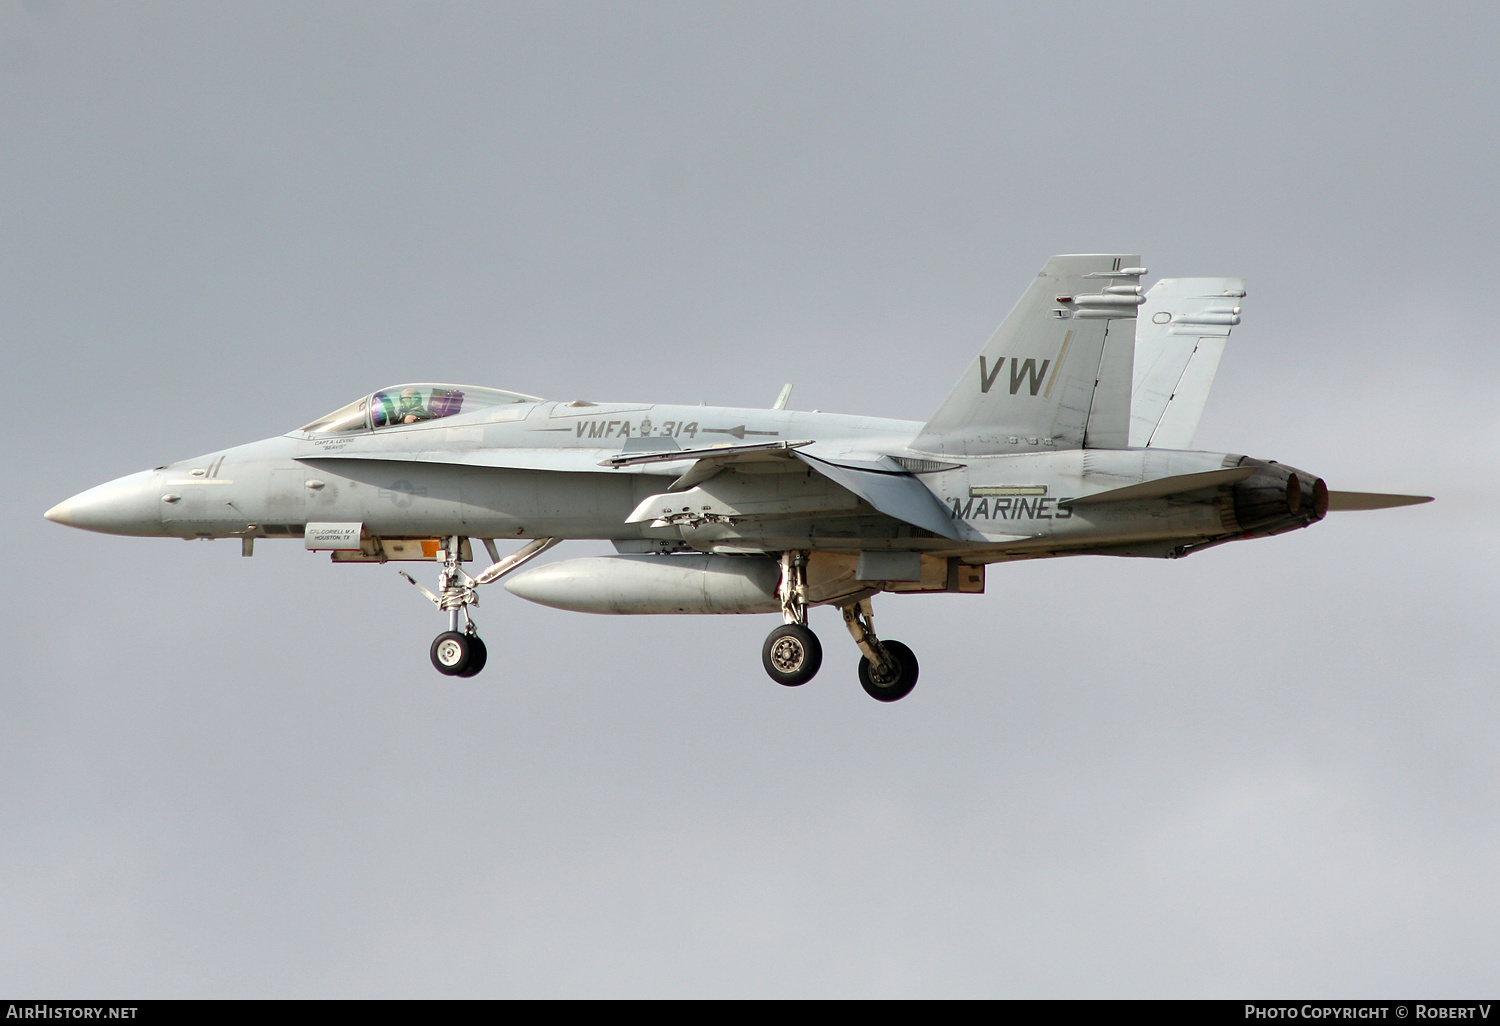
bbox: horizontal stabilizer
[1325,491,1433,511]
[1061,466,1256,506]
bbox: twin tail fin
[913,255,1144,456]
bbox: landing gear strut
[762,552,821,686]
[401,535,557,678]
[758,553,919,701]
[842,598,918,702]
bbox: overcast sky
[4,1,1498,997]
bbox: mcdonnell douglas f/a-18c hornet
[45,255,1431,701]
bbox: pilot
[397,388,430,424]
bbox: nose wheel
[431,630,488,677]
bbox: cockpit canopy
[300,384,543,435]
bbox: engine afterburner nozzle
[1230,458,1327,538]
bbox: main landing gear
[844,600,919,703]
[400,535,558,678]
[762,623,822,686]
[760,552,919,702]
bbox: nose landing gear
[431,630,488,677]
[401,535,558,678]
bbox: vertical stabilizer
[913,255,1145,456]
[1129,278,1245,448]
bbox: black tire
[456,636,488,678]
[858,639,918,702]
[762,623,823,687]
[430,631,472,676]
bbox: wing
[913,254,1145,456]
[1130,277,1246,448]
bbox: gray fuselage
[47,398,1323,564]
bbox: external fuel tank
[504,554,781,614]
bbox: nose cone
[45,469,165,536]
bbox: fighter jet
[44,255,1431,701]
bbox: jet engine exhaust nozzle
[1230,458,1327,538]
